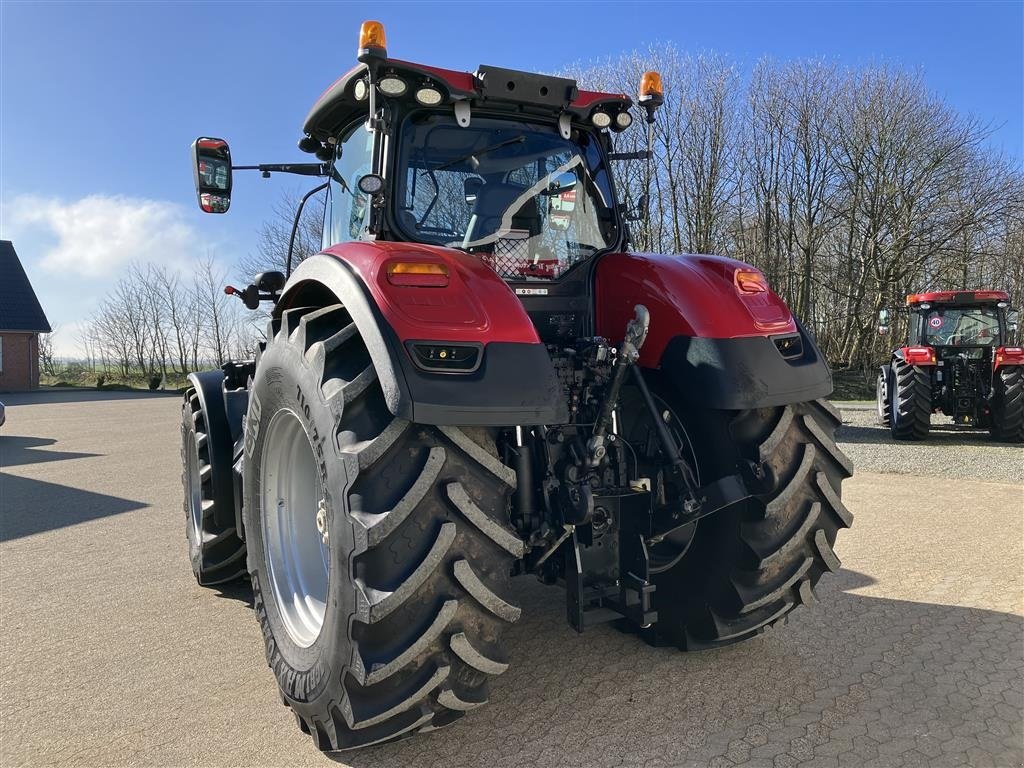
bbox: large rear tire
[623,385,852,651]
[990,366,1024,443]
[181,387,247,585]
[889,359,931,440]
[243,304,523,751]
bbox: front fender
[277,244,565,425]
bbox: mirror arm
[285,181,330,279]
[232,163,328,177]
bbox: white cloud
[6,194,200,277]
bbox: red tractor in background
[876,290,1023,441]
[182,22,852,751]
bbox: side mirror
[625,193,648,221]
[191,137,232,213]
[254,271,286,294]
[1008,309,1020,342]
[542,171,577,196]
[878,308,890,335]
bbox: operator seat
[463,183,541,247]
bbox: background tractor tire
[181,387,247,585]
[889,359,931,440]
[243,304,522,751]
[625,384,852,651]
[989,366,1024,443]
[875,372,891,426]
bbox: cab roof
[303,59,633,141]
[906,290,1010,306]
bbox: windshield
[394,113,618,280]
[921,307,1002,346]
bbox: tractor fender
[186,369,245,539]
[595,252,832,409]
[277,246,566,425]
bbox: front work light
[615,111,633,129]
[379,76,408,96]
[591,111,612,129]
[415,86,444,106]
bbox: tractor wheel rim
[186,433,204,543]
[260,409,329,648]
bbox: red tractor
[876,290,1023,441]
[182,21,852,750]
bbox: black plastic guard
[660,320,833,410]
[398,341,567,425]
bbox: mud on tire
[243,304,523,751]
[990,366,1024,443]
[646,397,853,650]
[181,388,247,585]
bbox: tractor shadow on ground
[1,388,181,407]
[212,578,255,608]
[0,435,100,468]
[328,568,1024,768]
[0,473,147,541]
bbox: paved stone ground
[1,391,1021,767]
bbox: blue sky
[2,0,1022,355]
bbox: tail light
[386,261,449,287]
[734,269,768,294]
[903,346,936,365]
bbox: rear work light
[386,261,449,287]
[903,346,937,365]
[734,269,768,293]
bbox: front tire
[990,366,1024,443]
[243,304,523,751]
[181,387,246,585]
[876,372,891,426]
[889,359,931,440]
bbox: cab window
[325,124,375,247]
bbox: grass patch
[41,364,194,393]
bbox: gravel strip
[836,403,1024,484]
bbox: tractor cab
[297,22,646,276]
[905,291,1016,355]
